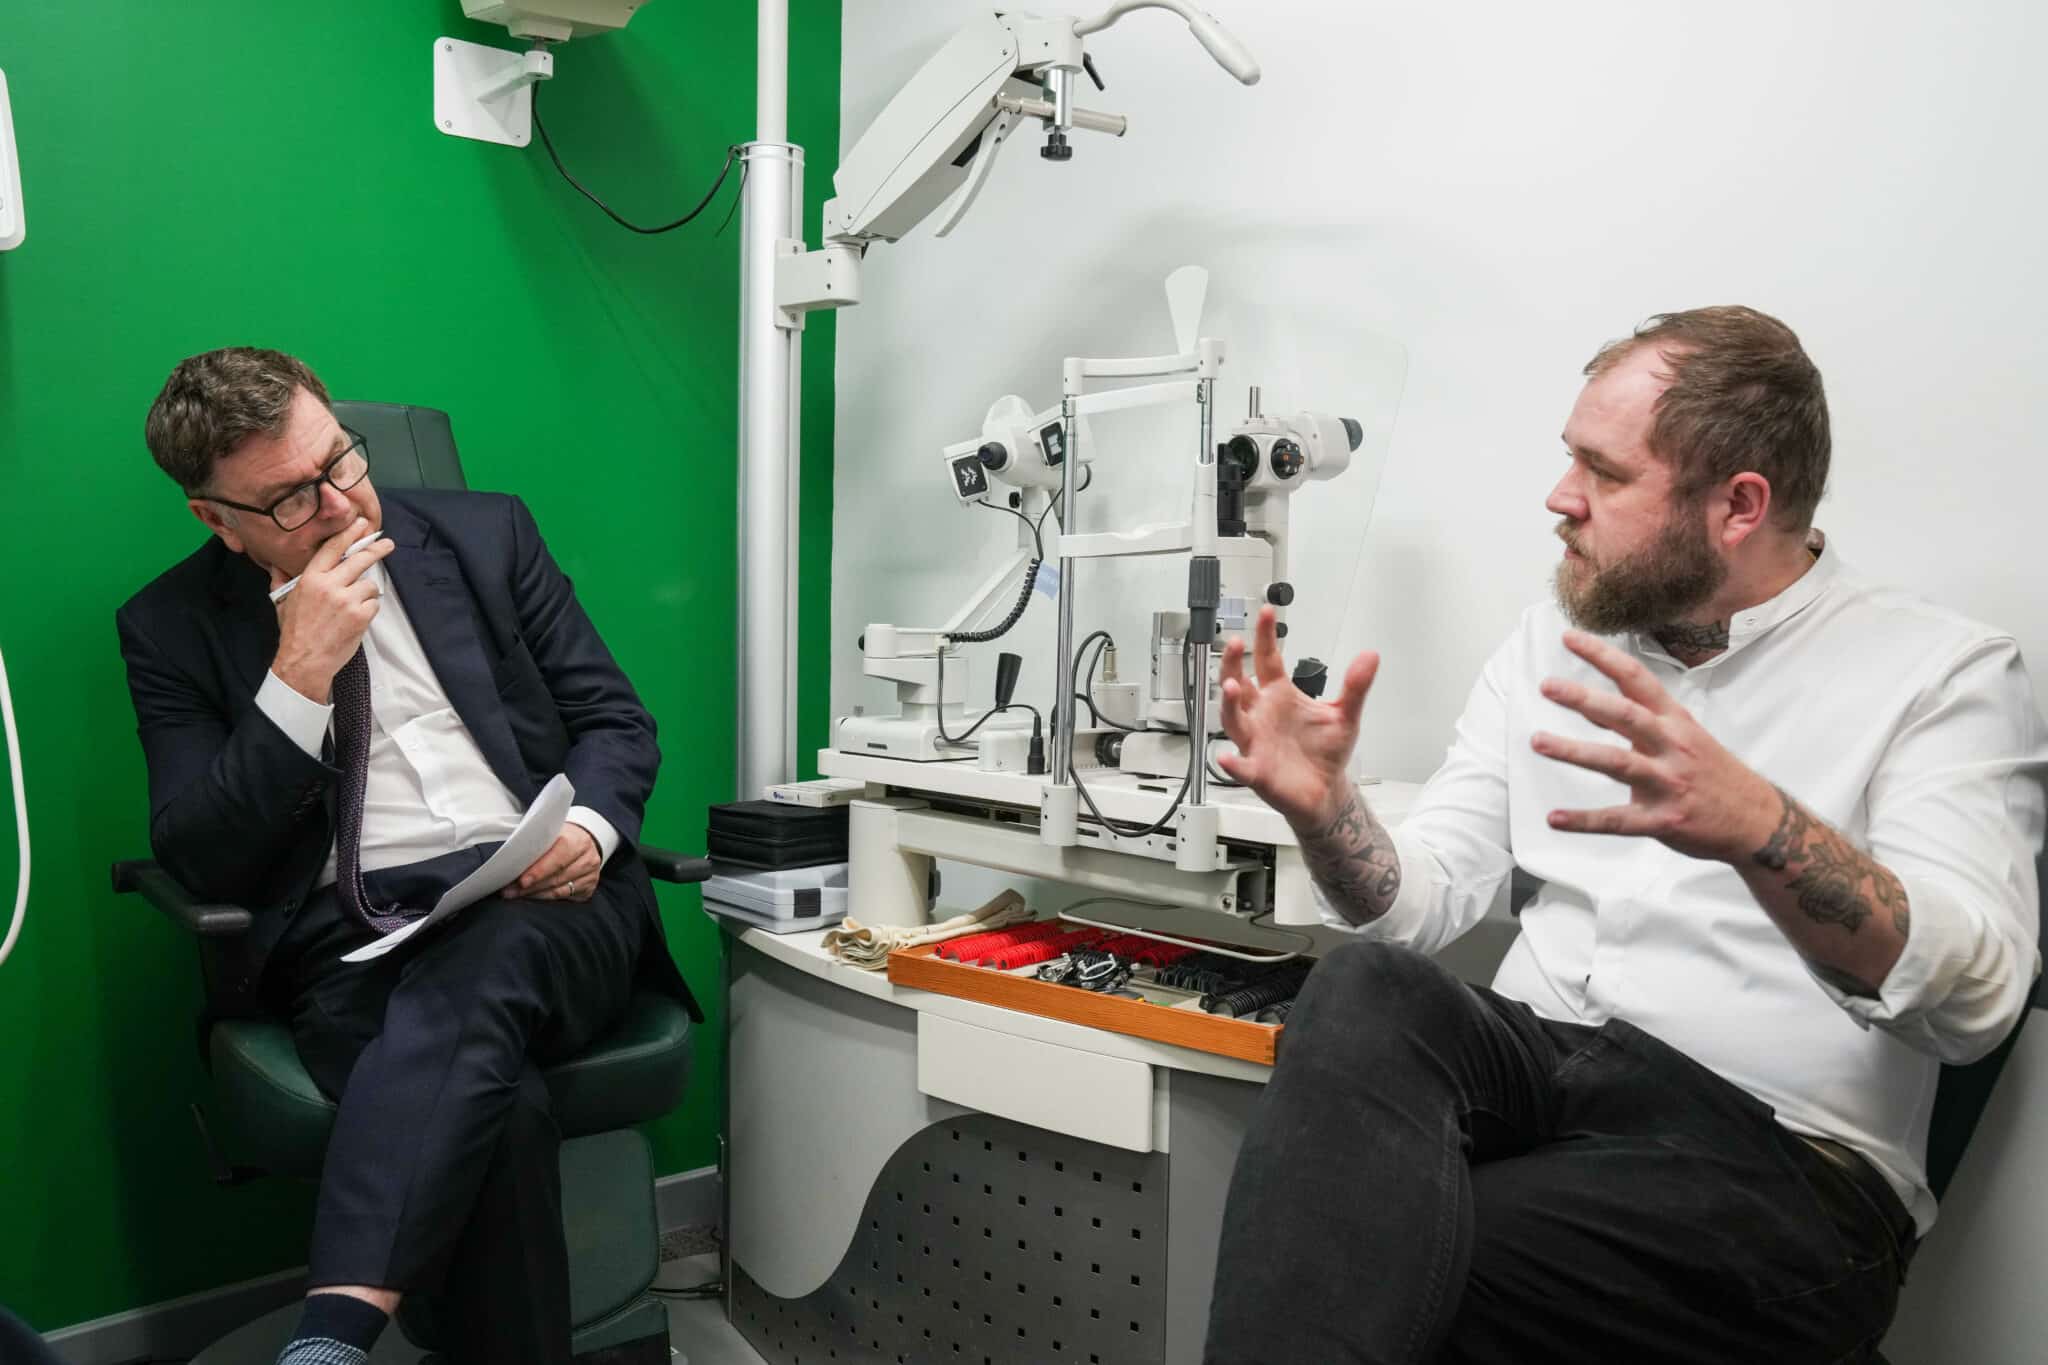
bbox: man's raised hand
[1214,605,1379,830]
[270,517,395,703]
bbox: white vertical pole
[737,0,800,797]
[757,0,787,142]
[783,146,805,785]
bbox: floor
[184,1231,769,1365]
[658,1231,768,1365]
[663,1258,768,1365]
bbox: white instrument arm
[1073,1,1262,84]
[819,6,1257,250]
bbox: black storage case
[705,799,851,870]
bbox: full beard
[1553,503,1727,635]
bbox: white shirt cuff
[566,806,621,864]
[256,670,333,759]
[1805,873,2039,1060]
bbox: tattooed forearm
[1297,786,1402,925]
[1748,785,1912,998]
[1651,618,1732,667]
[1754,794,1869,933]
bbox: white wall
[831,2,2047,1357]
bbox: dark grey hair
[144,347,333,493]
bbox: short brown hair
[144,347,333,493]
[1585,307,1830,530]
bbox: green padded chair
[111,400,710,1365]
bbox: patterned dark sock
[275,1291,389,1365]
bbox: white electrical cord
[0,643,25,968]
[1058,897,1311,963]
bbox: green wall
[0,0,840,1332]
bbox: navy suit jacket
[116,488,697,1017]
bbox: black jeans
[268,849,646,1365]
[1204,942,1913,1365]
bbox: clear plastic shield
[1056,269,1408,782]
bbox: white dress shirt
[1324,540,2047,1233]
[255,560,619,884]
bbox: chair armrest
[110,860,254,937]
[638,845,713,885]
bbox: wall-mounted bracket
[773,240,862,330]
[434,37,554,148]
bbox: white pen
[268,531,386,604]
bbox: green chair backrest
[333,400,468,492]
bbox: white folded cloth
[823,890,1034,970]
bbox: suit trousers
[269,847,646,1365]
[1203,941,1916,1365]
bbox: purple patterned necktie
[331,646,416,934]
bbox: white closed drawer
[917,1013,1154,1152]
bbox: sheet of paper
[342,773,576,963]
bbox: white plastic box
[702,862,849,934]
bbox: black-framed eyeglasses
[204,428,371,532]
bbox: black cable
[981,500,1044,560]
[1080,631,1140,731]
[931,551,1045,750]
[1036,490,1063,539]
[1067,629,1114,728]
[1066,628,1193,838]
[935,656,1046,750]
[948,557,1041,646]
[934,647,1008,746]
[714,151,750,236]
[532,79,741,234]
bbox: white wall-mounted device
[0,68,25,251]
[460,0,650,42]
[438,0,651,147]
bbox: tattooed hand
[1534,630,1910,994]
[1216,606,1401,923]
[1215,605,1380,829]
[1530,630,1779,862]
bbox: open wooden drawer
[886,943,1289,1065]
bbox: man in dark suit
[117,347,699,1365]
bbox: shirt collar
[1632,529,1837,666]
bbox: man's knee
[1286,941,1473,1056]
[493,1070,561,1175]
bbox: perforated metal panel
[733,1112,1170,1364]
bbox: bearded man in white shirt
[1200,306,2047,1365]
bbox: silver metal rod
[1046,66,1075,129]
[992,95,1127,136]
[1051,398,1080,783]
[1189,377,1215,804]
[737,139,801,798]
